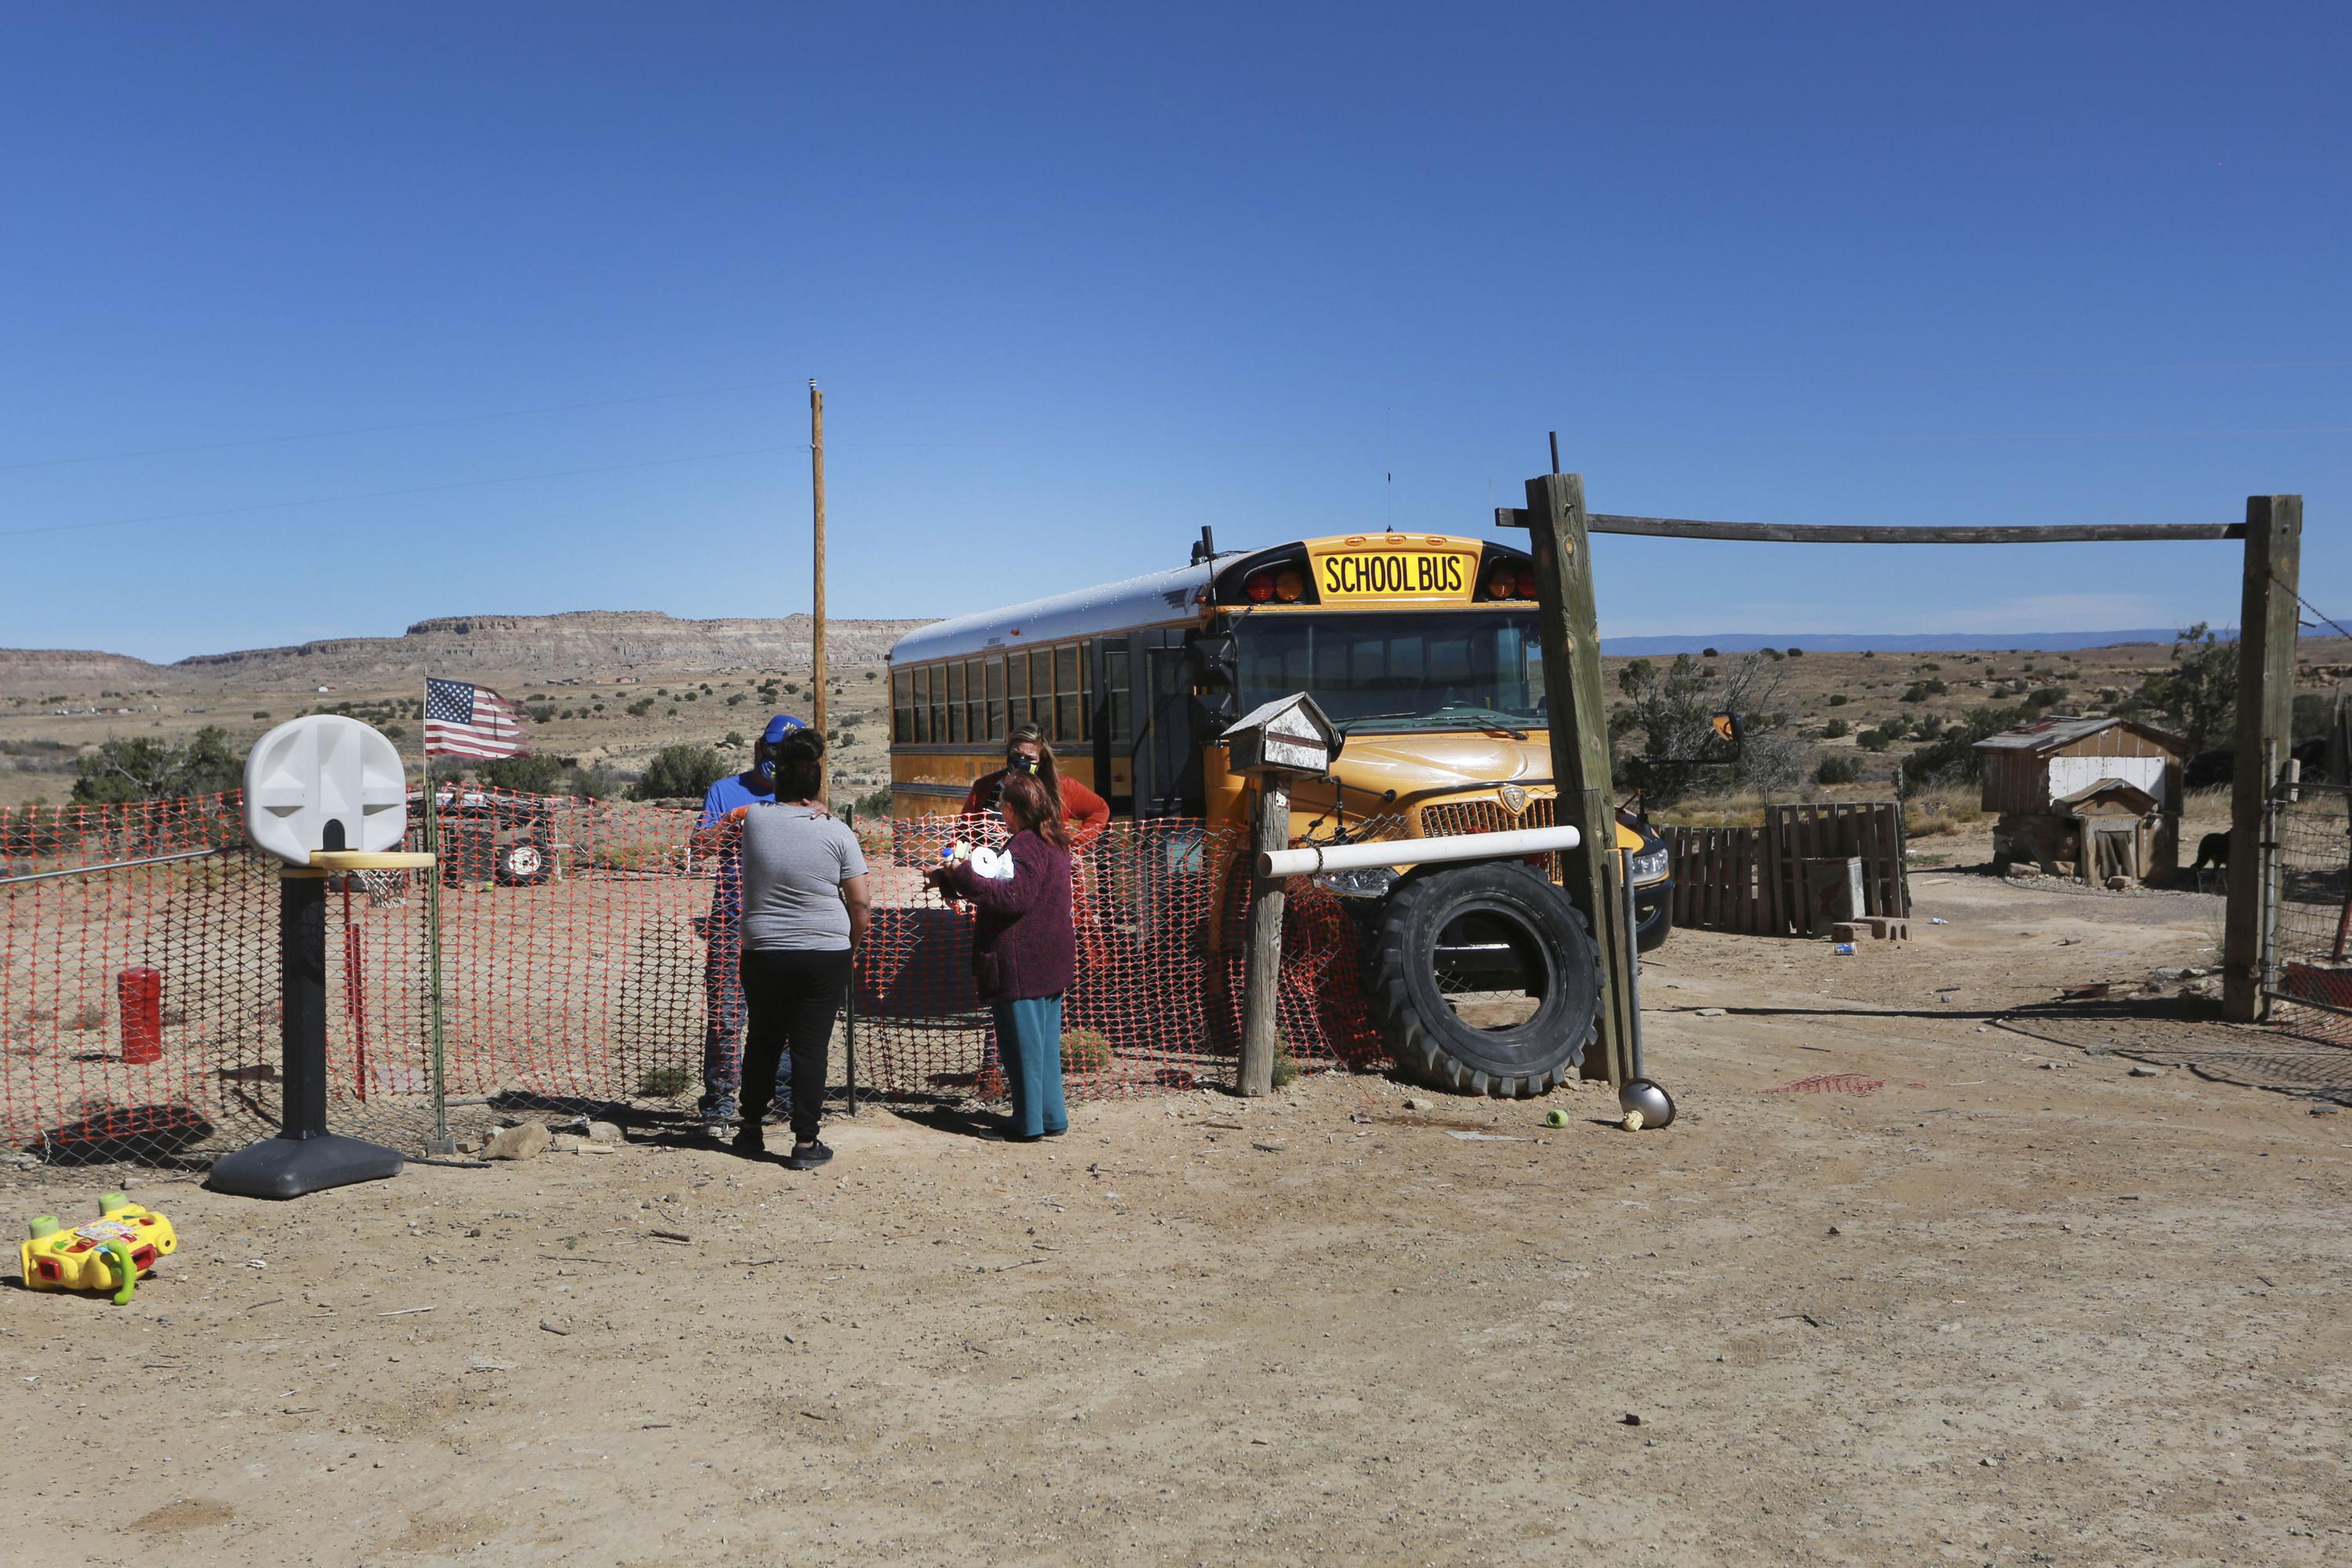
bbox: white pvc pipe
[1259,824,1582,879]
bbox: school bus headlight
[1314,866,1398,899]
[1628,844,1670,884]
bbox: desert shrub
[1901,703,2028,786]
[570,764,625,800]
[70,726,241,804]
[637,1066,691,1098]
[633,745,727,801]
[1701,648,1719,658]
[1900,680,1947,702]
[1820,718,1850,739]
[252,710,270,719]
[1061,1029,1116,1073]
[1610,652,1801,804]
[1857,728,1894,753]
[1815,755,1860,785]
[1786,648,1803,657]
[528,704,558,724]
[1269,1050,1298,1089]
[1828,693,1849,707]
[626,698,654,717]
[479,754,565,793]
[2024,686,2067,710]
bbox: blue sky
[2,3,2345,663]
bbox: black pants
[738,947,851,1143]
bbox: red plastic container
[118,967,162,1065]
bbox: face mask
[757,752,777,782]
[1007,754,1038,775]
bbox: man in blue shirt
[695,713,811,1126]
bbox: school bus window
[985,656,1006,740]
[928,664,948,743]
[1030,649,1054,738]
[911,665,931,743]
[962,659,983,742]
[892,669,913,743]
[1055,644,1082,741]
[946,661,966,743]
[1104,644,1132,743]
[1007,651,1029,731]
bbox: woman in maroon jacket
[927,771,1075,1141]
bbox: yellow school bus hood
[1325,730,1646,851]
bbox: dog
[2187,831,2230,890]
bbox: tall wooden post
[1237,776,1291,1097]
[809,380,829,800]
[1522,471,1637,1085]
[2223,494,2302,1021]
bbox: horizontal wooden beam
[1493,508,2246,544]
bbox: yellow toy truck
[20,1193,177,1304]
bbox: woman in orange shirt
[960,724,1110,838]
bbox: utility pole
[2223,493,2302,1020]
[810,379,828,799]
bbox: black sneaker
[730,1125,766,1158]
[785,1139,833,1170]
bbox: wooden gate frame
[1502,472,2302,1057]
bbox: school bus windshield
[1234,610,1546,731]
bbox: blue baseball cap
[761,713,810,746]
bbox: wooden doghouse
[1972,717,2187,884]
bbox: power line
[0,379,805,474]
[0,444,806,540]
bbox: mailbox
[1221,693,1342,777]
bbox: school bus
[884,529,1673,1098]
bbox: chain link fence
[3,789,1381,1174]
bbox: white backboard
[242,716,408,866]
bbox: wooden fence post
[1237,775,1290,1096]
[2225,494,2303,1021]
[1521,471,1637,1087]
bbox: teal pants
[992,995,1069,1138]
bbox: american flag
[424,677,530,760]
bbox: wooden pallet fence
[1665,801,1910,936]
[1664,822,1770,935]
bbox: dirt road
[5,870,2348,1566]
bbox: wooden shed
[1972,716,2187,884]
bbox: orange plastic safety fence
[2,791,1385,1169]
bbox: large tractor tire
[1369,861,1600,1098]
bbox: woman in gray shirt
[724,730,870,1168]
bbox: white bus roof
[887,555,1244,665]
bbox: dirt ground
[5,868,2350,1566]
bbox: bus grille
[1417,797,1555,838]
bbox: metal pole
[0,845,230,888]
[422,677,453,1156]
[842,803,858,1116]
[810,379,829,801]
[2259,740,2280,1023]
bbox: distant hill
[0,647,167,685]
[2,611,938,689]
[1599,629,2217,656]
